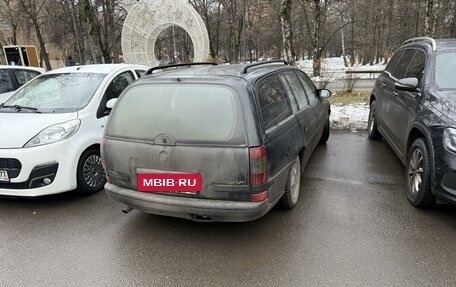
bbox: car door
[393,49,426,157]
[256,73,299,202]
[97,70,137,120]
[378,49,415,153]
[384,49,416,156]
[279,71,315,168]
[376,50,404,130]
[296,71,324,150]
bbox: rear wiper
[0,105,42,113]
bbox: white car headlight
[24,119,81,148]
[443,128,456,153]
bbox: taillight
[250,191,268,202]
[249,145,268,186]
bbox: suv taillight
[249,145,268,186]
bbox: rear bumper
[105,183,271,222]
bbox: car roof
[0,65,45,73]
[46,64,149,75]
[402,37,456,52]
[143,62,296,82]
[435,38,456,51]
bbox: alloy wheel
[83,155,106,189]
[408,148,424,194]
[290,160,301,203]
[368,105,375,134]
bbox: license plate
[0,170,9,182]
[137,173,202,193]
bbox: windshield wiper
[0,105,42,113]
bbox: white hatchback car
[0,64,148,196]
[0,65,45,103]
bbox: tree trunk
[350,0,355,66]
[11,24,17,45]
[280,0,295,65]
[425,0,434,36]
[384,0,394,64]
[83,0,108,63]
[341,29,347,67]
[235,1,244,63]
[69,0,84,64]
[32,17,51,70]
[313,0,322,76]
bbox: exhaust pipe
[122,206,134,214]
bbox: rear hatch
[103,82,253,201]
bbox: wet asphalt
[1,130,456,287]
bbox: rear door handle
[393,91,398,96]
[381,82,386,88]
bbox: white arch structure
[121,0,210,66]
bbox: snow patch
[331,104,369,130]
[297,57,386,80]
[294,57,376,129]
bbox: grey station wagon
[102,61,331,222]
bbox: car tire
[77,148,106,195]
[319,114,330,144]
[405,138,435,208]
[279,156,301,209]
[368,100,382,140]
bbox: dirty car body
[103,61,331,222]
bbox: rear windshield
[435,51,456,89]
[107,84,243,143]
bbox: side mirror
[106,98,117,109]
[318,89,332,99]
[395,77,419,91]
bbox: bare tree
[219,0,246,63]
[18,0,51,70]
[83,0,125,63]
[189,0,223,60]
[0,0,454,70]
[43,0,86,65]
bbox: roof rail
[403,37,437,51]
[240,60,288,75]
[146,62,218,75]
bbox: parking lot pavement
[1,130,456,287]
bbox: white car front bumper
[0,140,79,197]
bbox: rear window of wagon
[107,84,246,144]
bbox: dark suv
[368,37,456,208]
[102,61,331,222]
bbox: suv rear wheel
[405,138,435,208]
[77,148,106,195]
[368,100,382,140]
[279,156,301,209]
